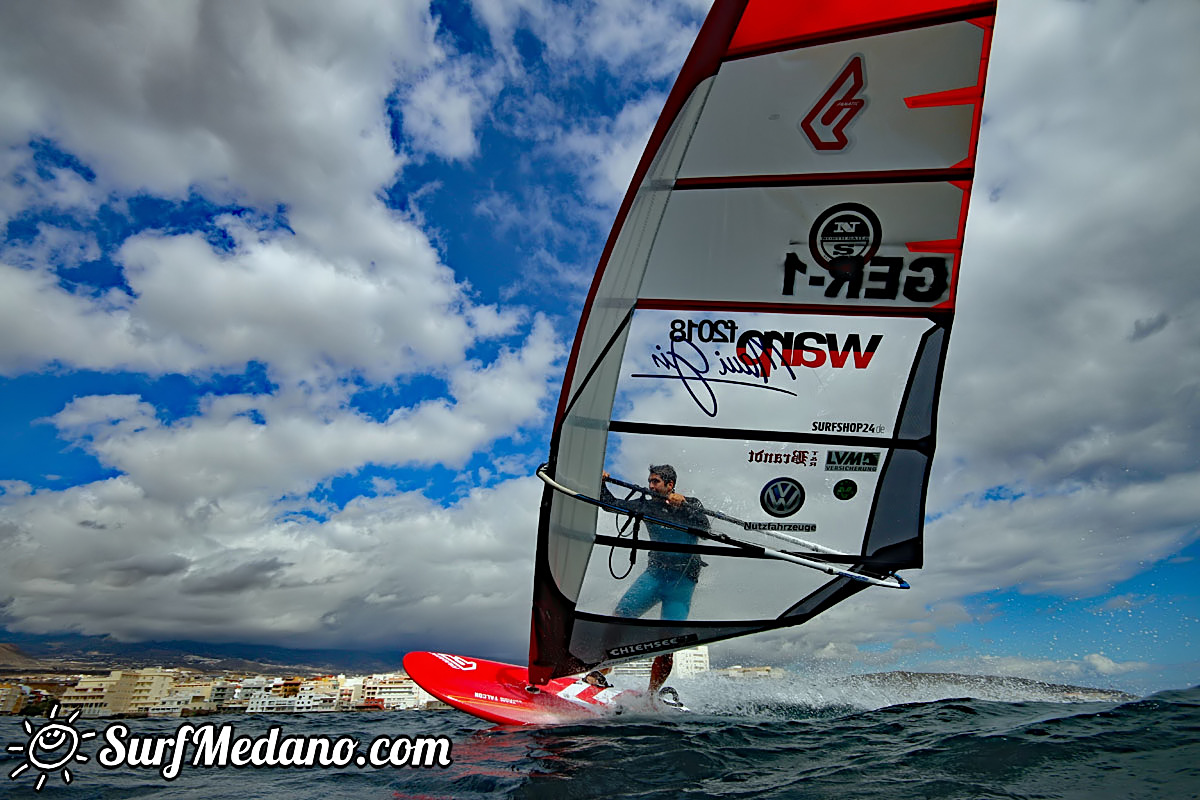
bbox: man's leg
[649,653,674,694]
[653,575,695,698]
[615,569,661,618]
[660,574,697,621]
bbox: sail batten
[674,168,976,191]
[530,0,994,684]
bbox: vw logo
[760,477,805,518]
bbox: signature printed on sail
[629,338,798,417]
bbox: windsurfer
[600,465,709,697]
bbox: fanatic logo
[800,55,866,151]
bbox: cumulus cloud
[36,313,559,510]
[0,0,437,212]
[402,60,503,162]
[469,0,705,80]
[0,0,564,655]
[554,93,664,208]
[1083,652,1148,677]
[0,472,544,651]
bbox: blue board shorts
[614,566,698,621]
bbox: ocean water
[2,683,1197,799]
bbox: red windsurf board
[403,651,643,726]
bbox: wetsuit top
[599,482,710,580]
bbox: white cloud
[939,0,1200,496]
[556,92,664,207]
[0,204,511,384]
[0,148,102,233]
[39,314,560,509]
[0,0,438,215]
[116,213,471,382]
[469,0,705,81]
[401,60,503,162]
[0,0,570,655]
[580,0,706,79]
[0,473,544,651]
[922,653,1152,686]
[0,262,140,376]
[0,0,516,386]
[1084,652,1148,677]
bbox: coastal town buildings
[4,646,714,718]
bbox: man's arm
[599,473,617,505]
[599,471,644,513]
[680,496,711,531]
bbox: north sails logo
[800,55,866,151]
[809,202,882,274]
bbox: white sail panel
[679,22,987,178]
[639,183,967,308]
[612,310,934,432]
[541,86,716,604]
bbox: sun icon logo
[6,704,96,791]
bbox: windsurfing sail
[529,0,995,684]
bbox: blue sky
[1,0,1197,695]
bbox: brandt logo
[800,55,866,151]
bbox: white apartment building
[673,645,711,677]
[59,674,120,718]
[295,678,340,712]
[246,692,298,713]
[59,668,179,718]
[338,675,365,709]
[234,677,272,704]
[149,677,216,716]
[148,690,217,717]
[124,668,178,714]
[0,684,24,714]
[294,691,339,713]
[362,673,424,710]
[208,681,238,707]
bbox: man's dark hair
[648,464,677,486]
